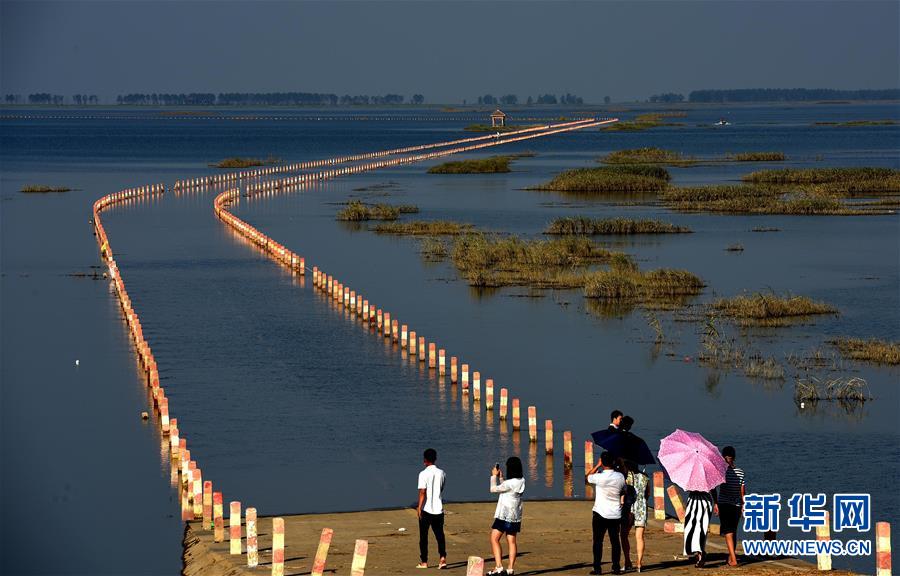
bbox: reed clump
[428,155,519,174]
[419,237,448,261]
[20,185,72,193]
[727,152,786,161]
[214,156,281,168]
[450,233,625,288]
[545,217,691,235]
[374,220,472,235]
[743,167,900,185]
[712,292,837,326]
[602,112,685,132]
[794,376,872,406]
[830,337,900,365]
[660,185,876,215]
[336,200,419,221]
[534,166,669,194]
[583,259,705,301]
[744,356,785,380]
[602,147,695,166]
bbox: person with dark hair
[416,448,447,569]
[621,460,650,572]
[716,446,745,567]
[619,415,634,432]
[608,410,624,431]
[587,451,626,575]
[488,457,525,575]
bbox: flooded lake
[1,103,897,574]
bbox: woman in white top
[488,456,525,576]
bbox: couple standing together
[416,448,524,575]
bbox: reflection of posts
[563,431,572,468]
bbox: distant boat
[714,118,731,126]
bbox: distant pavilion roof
[490,109,507,118]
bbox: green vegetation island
[20,185,72,193]
[428,154,533,174]
[213,157,282,169]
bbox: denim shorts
[492,518,522,534]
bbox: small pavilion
[490,109,507,128]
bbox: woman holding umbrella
[657,429,729,569]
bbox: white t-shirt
[490,476,525,522]
[587,469,625,519]
[418,465,446,515]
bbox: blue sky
[1,0,898,103]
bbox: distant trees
[411,94,425,105]
[111,92,409,106]
[535,94,557,105]
[478,94,497,105]
[28,93,64,105]
[688,88,900,103]
[500,94,518,106]
[4,94,22,104]
[72,94,99,105]
[649,92,685,103]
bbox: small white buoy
[398,527,406,532]
[75,359,80,367]
[800,402,805,409]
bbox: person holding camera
[487,457,525,576]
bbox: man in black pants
[586,451,626,575]
[416,448,447,569]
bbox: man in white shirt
[586,451,625,575]
[416,448,447,569]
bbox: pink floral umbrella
[658,429,728,492]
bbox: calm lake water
[1,103,898,574]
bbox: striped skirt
[683,491,714,555]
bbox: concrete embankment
[183,500,846,576]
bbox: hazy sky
[2,0,898,103]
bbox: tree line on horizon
[473,93,588,106]
[6,88,899,107]
[649,88,900,103]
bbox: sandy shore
[182,500,855,575]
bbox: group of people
[414,410,745,575]
[588,410,746,574]
[415,448,524,574]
